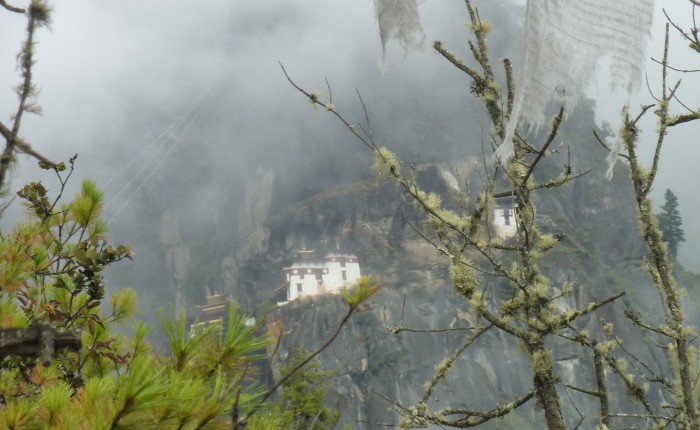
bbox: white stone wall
[324,254,361,292]
[342,261,361,288]
[286,263,329,301]
[284,254,362,302]
[493,206,517,239]
[323,259,343,291]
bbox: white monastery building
[282,249,361,302]
[492,196,517,240]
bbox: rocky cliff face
[221,168,275,310]
[159,212,191,312]
[213,148,700,429]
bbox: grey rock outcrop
[228,158,698,429]
[159,212,191,311]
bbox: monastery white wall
[283,253,361,302]
[493,206,517,239]
[324,254,361,292]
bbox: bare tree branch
[0,0,24,13]
[651,57,700,73]
[593,347,610,427]
[430,390,535,428]
[557,292,625,329]
[420,325,493,404]
[522,105,565,185]
[1,4,56,193]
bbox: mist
[1,0,698,293]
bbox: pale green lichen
[539,309,559,329]
[466,19,493,34]
[424,193,442,211]
[450,259,477,298]
[29,0,53,27]
[469,291,485,312]
[437,209,463,230]
[373,147,401,177]
[530,349,553,374]
[603,322,614,335]
[435,357,455,378]
[597,340,617,355]
[527,317,548,332]
[530,278,549,297]
[537,234,557,252]
[499,298,522,314]
[561,281,573,297]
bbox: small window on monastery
[503,209,512,226]
[316,273,322,280]
[296,283,303,293]
[340,261,346,268]
[300,272,304,280]
[341,271,347,281]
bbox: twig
[633,105,656,125]
[356,89,372,138]
[503,58,514,117]
[324,77,333,106]
[668,112,700,127]
[670,91,696,114]
[556,292,625,329]
[384,293,475,334]
[529,169,591,192]
[593,347,610,427]
[0,0,24,13]
[647,24,672,192]
[563,385,586,430]
[624,310,673,338]
[421,325,493,403]
[430,390,535,427]
[592,129,630,160]
[651,57,700,73]
[0,6,56,192]
[433,41,482,83]
[522,106,565,185]
[565,384,600,398]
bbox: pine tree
[657,189,685,258]
[278,348,341,430]
[0,163,275,429]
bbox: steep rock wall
[232,158,699,428]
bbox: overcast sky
[0,0,698,268]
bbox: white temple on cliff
[279,248,361,303]
[493,196,517,240]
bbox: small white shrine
[493,196,517,239]
[281,249,361,302]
